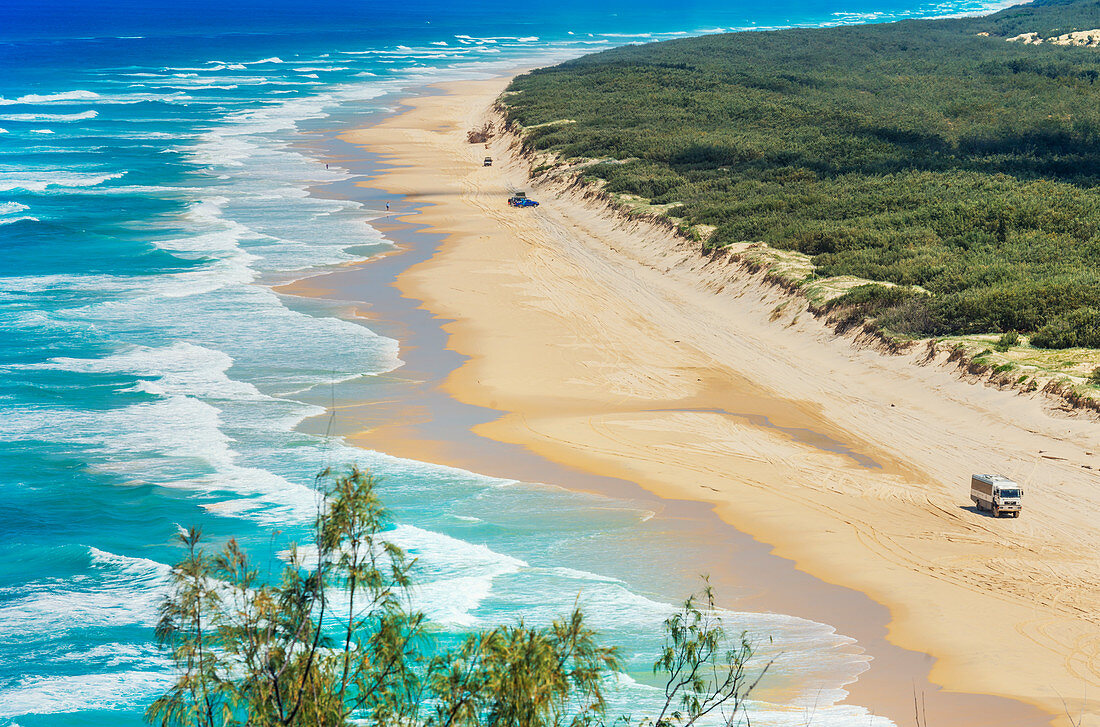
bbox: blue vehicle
[508,192,539,207]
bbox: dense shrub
[825,284,920,313]
[823,284,932,335]
[593,160,688,199]
[504,0,1100,348]
[1031,308,1100,348]
[995,330,1021,351]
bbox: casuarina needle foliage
[148,467,769,727]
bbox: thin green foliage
[148,467,768,727]
[148,467,423,727]
[644,581,770,727]
[425,607,618,727]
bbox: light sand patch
[1007,28,1100,46]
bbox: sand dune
[342,75,1100,727]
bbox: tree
[148,466,424,727]
[645,582,770,727]
[148,467,769,727]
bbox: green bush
[826,284,918,312]
[824,284,933,335]
[995,330,1020,351]
[1031,308,1100,349]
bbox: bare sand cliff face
[1007,29,1100,46]
[340,76,1100,726]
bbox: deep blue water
[0,0,1018,724]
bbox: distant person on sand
[386,202,390,211]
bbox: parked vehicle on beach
[508,191,538,207]
[970,474,1022,517]
[484,156,492,166]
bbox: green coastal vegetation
[500,0,1100,356]
[148,467,767,727]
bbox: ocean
[0,0,1018,724]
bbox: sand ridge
[340,75,1100,726]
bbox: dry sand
[336,75,1100,725]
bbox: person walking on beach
[386,202,390,212]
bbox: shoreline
[316,71,1100,725]
[276,72,1070,726]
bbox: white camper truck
[970,474,1022,517]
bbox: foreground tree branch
[148,467,770,727]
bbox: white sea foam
[0,90,101,105]
[0,201,29,214]
[0,174,397,401]
[0,259,249,301]
[178,62,246,71]
[105,91,194,104]
[0,389,322,522]
[0,548,169,644]
[88,546,171,579]
[53,643,165,667]
[0,277,393,518]
[136,131,193,139]
[175,84,239,90]
[133,74,269,86]
[0,200,34,222]
[37,343,266,401]
[454,34,497,44]
[544,565,624,584]
[0,170,125,192]
[493,568,886,724]
[382,524,528,626]
[0,670,173,717]
[0,109,97,121]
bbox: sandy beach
[302,73,1100,725]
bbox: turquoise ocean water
[0,0,1017,723]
